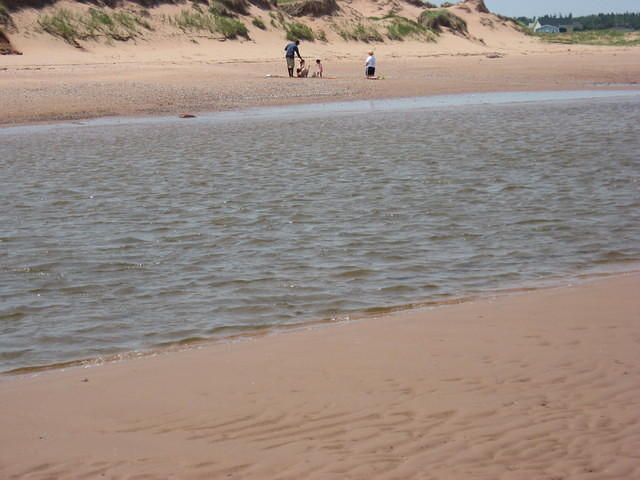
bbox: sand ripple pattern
[4,283,640,479]
[1,94,640,370]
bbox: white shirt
[366,55,376,68]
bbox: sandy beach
[2,48,640,127]
[2,0,640,127]
[2,1,640,477]
[1,272,639,479]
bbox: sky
[482,0,640,18]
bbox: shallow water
[1,91,639,372]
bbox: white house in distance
[528,19,561,33]
[528,19,542,31]
[537,24,561,33]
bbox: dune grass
[38,7,152,45]
[369,13,436,41]
[252,16,266,29]
[284,20,314,41]
[0,1,12,29]
[334,21,383,42]
[418,9,467,36]
[217,0,250,15]
[173,9,249,39]
[215,15,249,39]
[38,8,81,44]
[267,11,314,41]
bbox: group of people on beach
[295,58,323,78]
[284,39,377,79]
[284,40,322,78]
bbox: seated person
[296,59,309,78]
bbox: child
[365,50,376,78]
[296,59,309,77]
[312,59,323,78]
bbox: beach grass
[267,10,314,41]
[0,1,13,29]
[217,0,250,15]
[174,9,215,32]
[252,16,266,29]
[368,13,436,41]
[538,29,640,46]
[316,28,327,42]
[38,8,81,45]
[208,0,237,18]
[418,9,468,36]
[285,20,314,41]
[38,7,152,45]
[173,9,249,39]
[334,20,384,42]
[215,15,249,39]
[84,8,150,40]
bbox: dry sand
[3,47,640,127]
[1,272,639,479]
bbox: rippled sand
[1,273,639,479]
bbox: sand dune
[1,273,639,479]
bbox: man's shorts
[366,66,376,77]
[286,57,295,69]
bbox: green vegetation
[38,8,82,45]
[173,8,249,39]
[252,16,266,29]
[418,9,467,36]
[334,21,383,42]
[173,10,216,32]
[369,13,435,41]
[0,1,13,29]
[538,29,640,46]
[284,20,314,41]
[517,12,640,31]
[208,1,233,17]
[217,0,249,15]
[38,7,152,45]
[269,10,285,26]
[215,15,248,38]
[278,0,339,18]
[208,0,249,18]
[84,8,152,39]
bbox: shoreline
[2,87,640,132]
[2,48,640,127]
[2,271,639,479]
[4,265,638,376]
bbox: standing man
[284,39,303,78]
[365,50,376,78]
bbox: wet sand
[1,272,639,479]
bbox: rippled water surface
[1,91,639,372]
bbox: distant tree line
[517,12,640,30]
